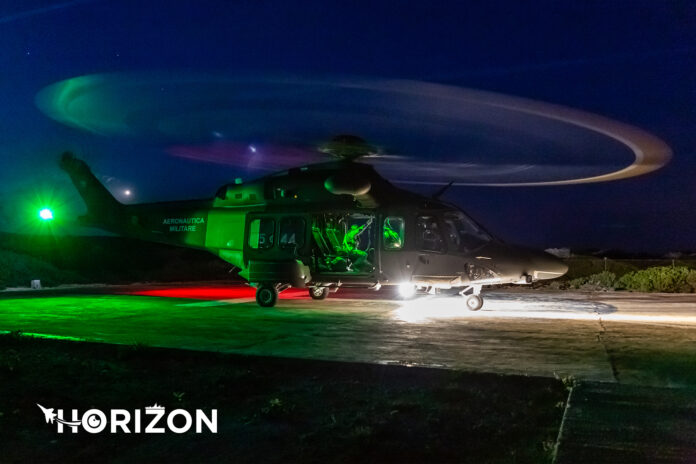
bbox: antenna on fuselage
[432,180,455,199]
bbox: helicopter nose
[529,252,569,280]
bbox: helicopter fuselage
[60,153,568,308]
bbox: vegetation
[561,256,696,280]
[0,249,85,289]
[617,266,696,293]
[555,265,696,293]
[568,271,618,291]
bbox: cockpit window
[416,216,445,252]
[443,211,491,252]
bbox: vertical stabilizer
[59,152,123,224]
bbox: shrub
[617,266,694,293]
[687,270,696,291]
[568,271,617,290]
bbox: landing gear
[465,294,484,311]
[256,283,278,307]
[460,284,484,311]
[309,287,329,300]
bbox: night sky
[1,0,694,253]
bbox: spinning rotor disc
[36,73,672,186]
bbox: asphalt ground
[1,284,695,388]
[3,284,696,462]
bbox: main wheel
[256,284,278,307]
[465,294,484,311]
[309,287,329,300]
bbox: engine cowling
[324,174,371,196]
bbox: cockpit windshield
[442,211,492,252]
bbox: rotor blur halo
[35,73,672,187]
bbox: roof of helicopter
[214,158,454,212]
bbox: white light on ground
[390,295,696,325]
[393,297,470,323]
[398,283,416,299]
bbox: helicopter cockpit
[411,211,492,255]
[309,208,490,277]
[440,210,492,253]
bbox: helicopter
[58,135,568,310]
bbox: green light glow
[39,208,54,221]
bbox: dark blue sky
[1,0,694,252]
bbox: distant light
[398,283,416,299]
[124,189,131,196]
[39,208,53,221]
[249,145,257,153]
[234,178,243,185]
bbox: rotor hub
[318,134,378,160]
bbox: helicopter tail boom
[59,152,124,228]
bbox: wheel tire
[309,287,329,300]
[256,284,278,307]
[465,294,484,311]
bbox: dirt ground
[0,334,566,463]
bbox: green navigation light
[39,208,54,221]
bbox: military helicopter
[58,135,568,310]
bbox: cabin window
[311,212,376,273]
[383,216,405,250]
[416,215,445,252]
[280,217,306,249]
[248,218,275,249]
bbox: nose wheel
[460,284,484,311]
[465,294,484,311]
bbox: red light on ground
[129,286,308,301]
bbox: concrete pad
[554,382,696,464]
